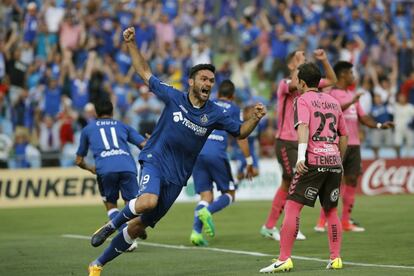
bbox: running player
[87,27,266,276]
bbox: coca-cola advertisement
[357,159,414,195]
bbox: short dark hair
[189,64,216,79]
[94,98,113,117]
[333,61,353,79]
[297,62,321,88]
[218,80,235,98]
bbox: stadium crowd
[0,0,413,169]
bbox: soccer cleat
[259,258,293,273]
[88,264,103,276]
[91,222,116,247]
[314,218,327,232]
[198,207,215,237]
[326,258,343,269]
[260,226,280,240]
[342,220,365,232]
[296,229,306,240]
[190,230,209,246]
[125,240,138,252]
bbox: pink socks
[265,188,288,229]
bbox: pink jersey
[276,78,331,141]
[294,91,348,167]
[329,88,365,145]
[276,79,299,141]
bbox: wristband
[376,123,382,129]
[246,156,253,166]
[297,143,308,162]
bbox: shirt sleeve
[277,79,290,96]
[126,125,146,147]
[215,108,241,137]
[76,129,89,157]
[148,75,181,104]
[337,110,348,136]
[294,97,310,129]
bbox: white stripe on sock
[128,198,138,215]
[198,200,209,207]
[107,208,119,217]
[122,227,134,244]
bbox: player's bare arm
[75,155,96,174]
[236,138,254,180]
[238,103,266,139]
[123,27,152,85]
[340,92,364,111]
[338,135,348,161]
[295,124,309,175]
[359,115,394,129]
[314,49,337,88]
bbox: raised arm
[314,49,337,87]
[123,27,153,85]
[238,103,266,139]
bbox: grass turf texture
[1,195,413,275]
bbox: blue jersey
[139,76,241,186]
[199,99,242,159]
[76,118,145,175]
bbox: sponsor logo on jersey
[173,111,207,136]
[317,167,342,173]
[304,187,318,200]
[100,149,130,158]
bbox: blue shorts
[97,172,139,204]
[192,155,235,194]
[138,162,183,228]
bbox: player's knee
[200,191,214,203]
[127,218,147,239]
[136,194,158,212]
[281,178,292,191]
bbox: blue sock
[108,209,127,232]
[96,228,133,266]
[111,199,138,229]
[208,194,232,214]
[193,201,208,233]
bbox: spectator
[370,94,394,158]
[12,126,40,168]
[0,124,12,168]
[38,115,61,167]
[394,93,414,158]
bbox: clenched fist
[123,27,135,43]
[253,103,267,120]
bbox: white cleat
[260,226,280,241]
[296,229,306,240]
[126,240,138,252]
[259,258,293,273]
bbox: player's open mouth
[201,88,210,97]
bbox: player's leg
[91,163,160,247]
[319,168,343,269]
[262,140,305,241]
[260,167,321,273]
[191,156,213,244]
[341,146,365,232]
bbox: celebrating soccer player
[314,61,394,233]
[260,49,337,241]
[260,62,348,273]
[190,79,254,246]
[87,27,266,276]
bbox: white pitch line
[62,234,414,270]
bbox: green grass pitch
[1,195,413,275]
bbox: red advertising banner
[357,158,414,195]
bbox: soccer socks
[325,208,342,260]
[107,208,127,232]
[96,227,133,266]
[207,194,232,214]
[279,200,303,261]
[193,201,209,233]
[265,188,288,229]
[111,198,139,229]
[341,185,356,223]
